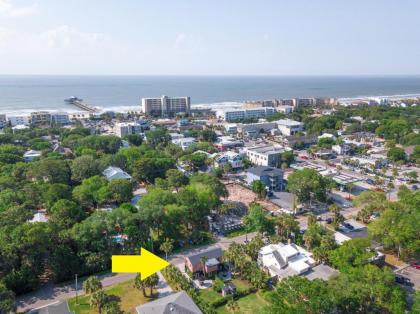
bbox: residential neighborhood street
[17,233,255,313]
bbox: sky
[0,0,420,75]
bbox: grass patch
[224,228,249,239]
[199,288,222,304]
[68,279,156,314]
[230,278,251,291]
[216,291,269,314]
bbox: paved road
[17,273,136,312]
[16,233,255,312]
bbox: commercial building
[276,119,304,136]
[244,145,285,167]
[30,111,51,125]
[246,166,284,191]
[214,136,244,150]
[0,114,6,128]
[69,112,92,120]
[276,105,294,114]
[295,98,315,107]
[50,112,70,125]
[114,120,150,137]
[141,95,190,117]
[215,107,275,122]
[243,99,279,108]
[238,122,278,136]
[224,123,238,133]
[8,115,30,126]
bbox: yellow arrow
[112,248,169,279]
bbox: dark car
[395,275,412,286]
[344,223,354,230]
[326,217,333,224]
[412,185,418,191]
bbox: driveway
[395,266,420,290]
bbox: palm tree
[103,301,122,314]
[144,273,159,296]
[200,255,209,278]
[386,181,395,200]
[90,290,108,314]
[134,273,146,296]
[345,182,355,200]
[83,276,102,294]
[226,297,239,313]
[160,238,174,261]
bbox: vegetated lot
[225,183,280,212]
[216,291,269,314]
[68,279,156,314]
[199,278,268,314]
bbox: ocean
[1,75,420,114]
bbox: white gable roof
[102,166,132,181]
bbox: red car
[411,262,420,269]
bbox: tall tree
[90,290,108,314]
[83,276,103,294]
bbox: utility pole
[75,274,78,305]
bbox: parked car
[326,217,333,224]
[343,223,354,230]
[395,275,413,286]
[412,185,418,191]
[411,262,420,269]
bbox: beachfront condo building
[215,107,275,122]
[141,95,190,117]
[114,120,150,137]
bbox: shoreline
[0,92,419,116]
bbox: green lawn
[68,279,156,314]
[199,288,222,304]
[216,291,269,314]
[198,278,254,308]
[225,228,249,239]
[230,278,251,291]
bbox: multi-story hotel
[141,95,191,117]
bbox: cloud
[0,0,38,18]
[174,33,187,47]
[0,27,15,42]
[40,25,106,49]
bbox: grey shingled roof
[247,166,283,177]
[185,247,223,266]
[136,291,202,314]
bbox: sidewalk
[156,271,173,298]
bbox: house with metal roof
[258,242,315,280]
[102,166,132,181]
